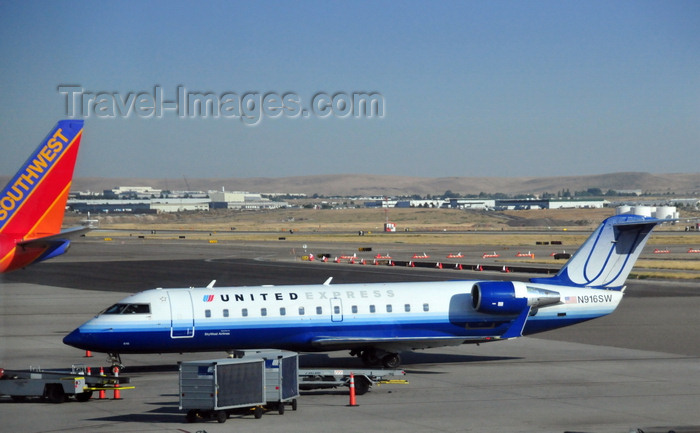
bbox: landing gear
[353,348,402,368]
[380,353,401,369]
[107,353,124,371]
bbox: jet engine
[471,281,560,315]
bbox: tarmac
[1,237,699,433]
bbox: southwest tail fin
[0,119,85,273]
[530,214,665,290]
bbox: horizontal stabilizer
[530,214,665,289]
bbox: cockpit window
[102,303,150,314]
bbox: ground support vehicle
[0,365,131,403]
[297,368,407,395]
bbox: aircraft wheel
[361,349,379,366]
[382,353,401,369]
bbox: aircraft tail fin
[530,214,665,290]
[0,120,84,239]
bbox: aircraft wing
[310,335,490,352]
[310,307,531,352]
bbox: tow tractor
[0,365,131,403]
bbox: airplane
[0,120,86,273]
[64,213,663,368]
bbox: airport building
[69,187,288,213]
[209,190,288,210]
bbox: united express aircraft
[0,120,85,273]
[64,214,663,368]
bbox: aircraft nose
[63,328,87,349]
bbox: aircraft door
[168,290,195,338]
[330,298,343,322]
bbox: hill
[66,172,700,197]
[2,172,699,197]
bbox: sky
[0,0,698,180]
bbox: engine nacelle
[471,281,560,315]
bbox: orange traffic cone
[112,366,122,400]
[347,373,358,407]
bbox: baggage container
[233,349,300,413]
[179,358,266,423]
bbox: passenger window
[405,304,411,312]
[261,308,267,316]
[280,307,286,316]
[223,309,229,318]
[369,305,376,313]
[334,306,340,314]
[205,309,211,318]
[316,306,322,315]
[242,308,248,317]
[423,303,429,312]
[299,307,305,315]
[386,304,392,313]
[351,305,358,314]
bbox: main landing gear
[350,348,401,368]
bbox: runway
[1,237,700,432]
